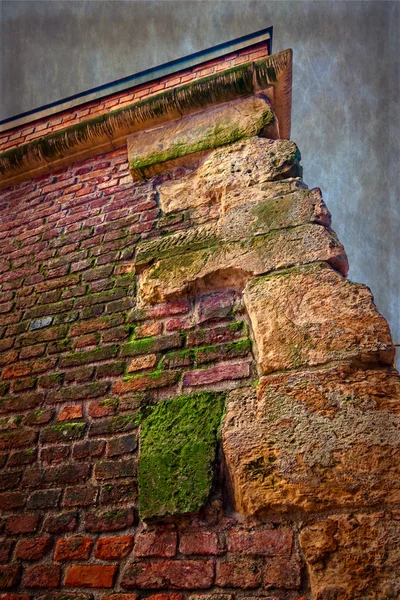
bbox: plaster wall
[1,0,399,353]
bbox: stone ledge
[0,49,292,190]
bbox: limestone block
[138,225,347,304]
[243,262,395,373]
[128,97,275,179]
[135,186,332,271]
[157,136,303,214]
[300,513,400,599]
[222,365,400,515]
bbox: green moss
[121,336,155,357]
[138,391,226,520]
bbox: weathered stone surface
[243,262,394,373]
[138,226,347,304]
[128,97,275,179]
[138,392,225,520]
[157,137,303,214]
[135,186,331,269]
[300,512,400,599]
[222,365,400,514]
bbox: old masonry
[0,34,399,600]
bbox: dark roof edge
[0,27,272,132]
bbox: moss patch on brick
[138,391,225,520]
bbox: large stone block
[222,365,400,515]
[157,137,303,214]
[138,392,225,520]
[128,97,275,179]
[138,226,347,304]
[243,262,394,373]
[300,513,400,599]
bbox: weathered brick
[36,593,93,600]
[0,539,14,562]
[186,322,246,347]
[0,491,25,511]
[2,357,56,379]
[88,415,138,437]
[23,409,53,426]
[180,531,223,555]
[6,515,39,535]
[85,508,135,532]
[183,362,250,387]
[15,538,53,560]
[121,560,214,589]
[73,439,105,459]
[135,322,163,339]
[54,537,94,561]
[95,459,136,480]
[100,481,138,505]
[112,370,179,394]
[8,449,37,467]
[44,512,78,534]
[46,381,108,403]
[41,422,85,444]
[59,345,118,368]
[27,489,61,510]
[134,530,177,558]
[0,471,21,491]
[64,485,98,507]
[228,529,293,556]
[264,558,302,589]
[88,399,118,418]
[197,291,236,323]
[57,405,83,421]
[95,536,134,560]
[0,565,21,589]
[65,565,117,588]
[215,558,263,588]
[24,564,61,588]
[121,333,182,357]
[40,445,70,463]
[127,354,157,372]
[43,462,90,486]
[100,595,138,600]
[0,430,37,451]
[106,434,138,457]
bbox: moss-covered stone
[128,97,275,178]
[138,391,225,520]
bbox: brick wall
[0,145,308,598]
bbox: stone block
[222,365,400,514]
[243,262,394,374]
[128,98,275,179]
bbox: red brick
[121,560,214,589]
[88,400,117,418]
[228,529,293,556]
[73,439,105,459]
[95,536,134,560]
[0,539,13,562]
[135,322,163,338]
[180,531,223,555]
[0,430,37,451]
[6,515,39,535]
[44,512,78,534]
[197,291,235,323]
[65,565,117,588]
[127,354,157,372]
[183,362,250,387]
[216,558,263,588]
[57,405,83,421]
[112,370,179,394]
[15,537,53,560]
[101,595,138,600]
[0,565,21,589]
[0,492,25,510]
[0,594,31,600]
[54,537,94,561]
[144,596,182,600]
[265,558,302,589]
[85,508,135,532]
[24,564,60,588]
[64,485,98,507]
[134,530,177,558]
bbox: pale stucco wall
[1,0,399,357]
